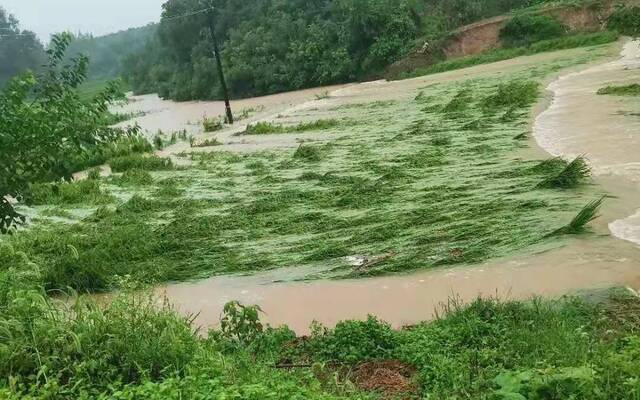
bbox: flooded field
[94,41,640,333]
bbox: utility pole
[206,6,233,124]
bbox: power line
[0,33,35,37]
[162,6,214,21]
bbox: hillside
[388,0,640,77]
[66,24,157,81]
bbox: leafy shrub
[608,6,640,37]
[500,14,566,48]
[109,154,173,172]
[0,33,130,232]
[312,316,398,363]
[219,301,264,345]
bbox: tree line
[122,0,552,101]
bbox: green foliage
[0,32,131,233]
[608,6,640,38]
[123,0,418,100]
[219,301,264,345]
[109,154,174,172]
[597,83,640,96]
[500,14,566,47]
[0,7,45,84]
[65,25,157,81]
[312,316,398,363]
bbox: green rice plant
[483,80,539,111]
[294,145,322,162]
[597,84,640,96]
[203,116,224,132]
[443,89,473,114]
[117,169,154,186]
[25,180,114,206]
[552,196,604,235]
[537,156,590,189]
[109,154,173,172]
[431,135,452,146]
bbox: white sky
[1,0,166,43]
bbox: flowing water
[103,43,640,334]
[534,39,640,247]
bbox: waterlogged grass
[5,45,611,292]
[597,83,640,96]
[109,154,174,172]
[244,119,342,135]
[25,180,115,206]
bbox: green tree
[0,33,128,233]
[0,7,46,84]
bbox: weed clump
[537,156,590,189]
[110,154,173,172]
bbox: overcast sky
[2,0,166,43]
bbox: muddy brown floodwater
[113,41,635,335]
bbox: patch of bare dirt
[350,360,418,399]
